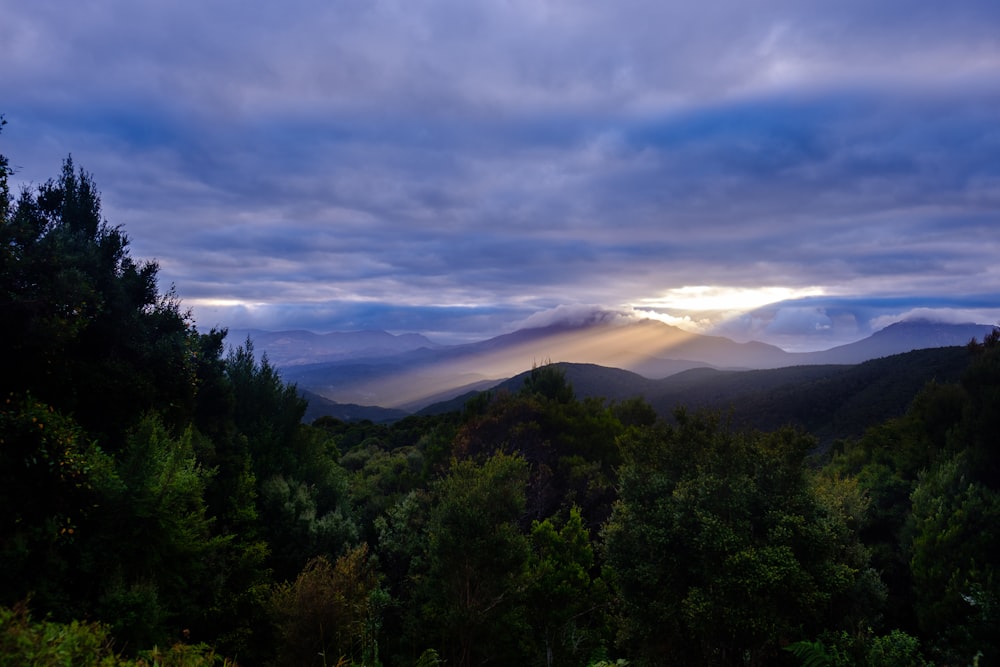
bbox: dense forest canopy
[2,124,999,666]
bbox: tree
[908,453,1000,665]
[258,472,358,581]
[521,363,575,404]
[785,628,930,667]
[223,338,359,579]
[960,328,1000,487]
[0,115,11,219]
[525,506,610,667]
[0,156,199,448]
[453,376,624,529]
[87,416,227,650]
[225,338,307,476]
[826,330,1000,651]
[270,544,385,667]
[418,453,531,667]
[604,410,879,666]
[0,397,113,613]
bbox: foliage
[521,363,576,403]
[784,639,846,667]
[526,506,610,667]
[0,602,232,667]
[89,416,228,650]
[225,339,307,477]
[826,330,1000,661]
[0,600,122,667]
[785,629,929,667]
[0,157,199,448]
[908,453,1000,664]
[270,544,384,667]
[866,629,929,667]
[345,442,427,546]
[453,375,624,528]
[0,396,112,609]
[604,410,878,666]
[223,339,360,581]
[827,377,973,631]
[959,328,1000,487]
[417,453,531,667]
[412,648,441,667]
[258,472,358,580]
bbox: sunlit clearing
[639,285,825,312]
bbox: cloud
[513,304,645,331]
[190,299,536,345]
[3,0,1000,349]
[705,296,1000,351]
[870,308,1000,332]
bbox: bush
[0,602,234,667]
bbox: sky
[2,0,999,351]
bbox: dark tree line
[2,127,999,666]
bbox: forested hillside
[437,347,972,444]
[3,133,999,666]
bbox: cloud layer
[3,0,999,348]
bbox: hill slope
[432,346,972,443]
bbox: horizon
[4,1,1000,351]
[224,311,997,355]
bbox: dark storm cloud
[3,0,999,346]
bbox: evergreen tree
[0,156,198,448]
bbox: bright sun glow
[638,285,825,312]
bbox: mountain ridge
[225,328,439,367]
[246,319,995,412]
[422,345,972,444]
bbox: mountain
[423,345,972,443]
[299,389,409,424]
[274,319,787,408]
[443,318,794,371]
[248,319,995,413]
[798,320,994,365]
[224,328,438,367]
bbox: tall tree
[0,156,198,448]
[418,453,531,667]
[525,506,609,667]
[904,331,1000,664]
[225,339,358,580]
[0,115,10,218]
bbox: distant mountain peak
[881,317,975,328]
[224,328,439,368]
[873,319,989,338]
[801,320,995,365]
